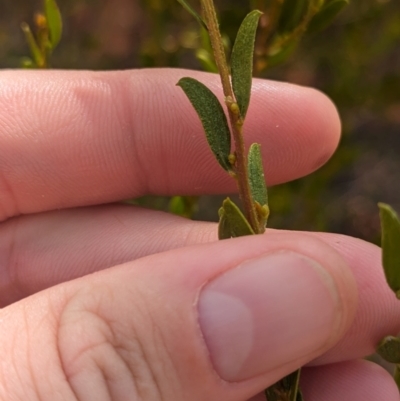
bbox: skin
[0,69,399,401]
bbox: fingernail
[197,251,340,381]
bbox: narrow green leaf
[266,37,298,68]
[231,10,262,119]
[278,0,308,33]
[308,0,349,33]
[265,369,302,401]
[248,143,268,207]
[177,0,208,31]
[218,198,255,239]
[44,0,62,49]
[21,57,34,69]
[196,49,218,73]
[20,23,45,68]
[379,203,400,298]
[169,196,186,217]
[377,336,400,364]
[178,77,232,171]
[169,196,198,218]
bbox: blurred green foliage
[20,0,62,68]
[1,0,400,243]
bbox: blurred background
[0,0,400,245]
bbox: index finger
[0,69,340,220]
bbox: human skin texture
[0,69,399,401]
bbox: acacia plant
[178,7,269,237]
[176,1,306,399]
[171,0,349,220]
[176,0,355,398]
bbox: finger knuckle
[57,283,175,401]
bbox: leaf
[20,22,45,68]
[265,37,298,68]
[178,77,232,171]
[377,336,400,364]
[278,0,308,33]
[231,10,262,119]
[379,203,400,298]
[248,143,268,207]
[169,196,186,217]
[218,198,255,239]
[265,369,302,401]
[248,143,269,229]
[177,0,208,31]
[196,29,230,73]
[20,57,34,69]
[169,196,198,218]
[308,0,349,33]
[44,0,62,49]
[196,49,218,73]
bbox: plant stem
[253,0,322,72]
[200,0,231,95]
[200,0,261,234]
[268,0,321,58]
[254,0,284,73]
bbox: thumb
[0,232,357,401]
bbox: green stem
[268,0,321,57]
[200,0,260,234]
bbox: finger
[0,205,216,306]
[301,360,399,401]
[0,203,398,370]
[0,69,340,219]
[307,231,400,366]
[0,233,356,401]
[247,394,266,401]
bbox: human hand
[0,69,398,401]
